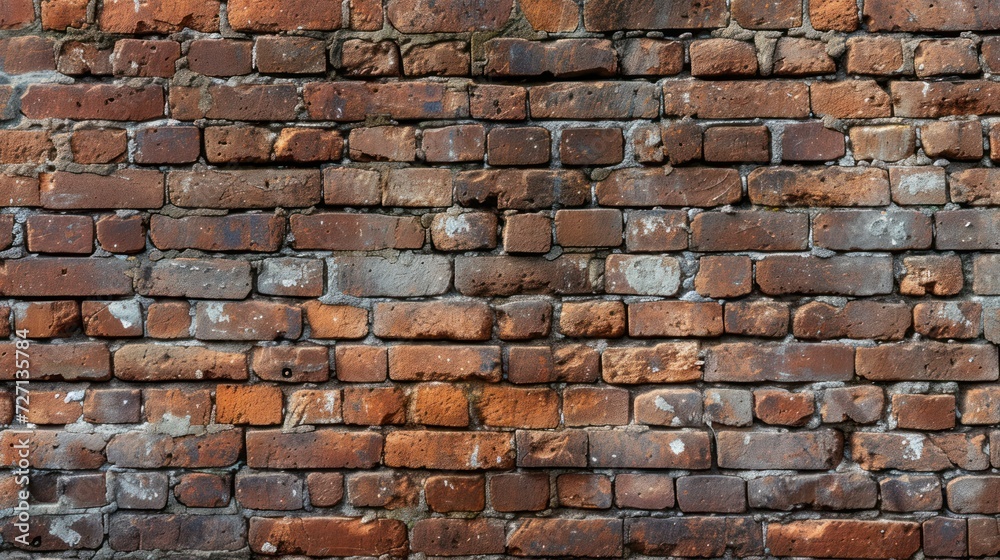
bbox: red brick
[852,432,989,471]
[558,473,612,509]
[635,388,702,427]
[624,210,687,251]
[323,167,381,206]
[970,518,1000,556]
[950,168,1000,205]
[144,389,212,425]
[168,169,320,208]
[705,342,853,383]
[0,130,53,164]
[476,386,559,428]
[456,254,596,296]
[290,213,421,251]
[756,255,894,296]
[564,386,629,426]
[305,81,468,121]
[349,126,416,162]
[0,430,104,470]
[560,301,625,338]
[502,213,551,254]
[26,391,83,424]
[749,166,889,206]
[456,168,588,209]
[781,121,845,161]
[753,389,815,426]
[387,0,511,32]
[485,38,615,78]
[423,124,484,162]
[1,258,133,297]
[845,36,904,75]
[602,342,700,384]
[690,38,757,77]
[347,472,417,509]
[914,38,979,77]
[374,301,491,341]
[925,517,968,557]
[106,429,242,468]
[403,41,469,76]
[892,393,955,431]
[253,346,329,384]
[921,120,983,160]
[937,209,1000,250]
[821,386,884,424]
[560,127,624,165]
[628,301,723,338]
[204,125,271,164]
[71,129,127,164]
[249,517,406,557]
[628,517,763,557]
[692,211,807,251]
[491,472,549,512]
[497,300,551,340]
[584,0,725,30]
[175,473,230,508]
[23,84,163,121]
[247,430,382,469]
[343,387,405,425]
[388,345,501,381]
[914,301,981,339]
[41,170,163,210]
[257,36,326,74]
[145,302,190,339]
[82,300,143,337]
[814,210,931,251]
[676,475,745,513]
[0,0,34,29]
[409,383,468,427]
[112,39,179,77]
[793,300,910,341]
[303,302,368,339]
[137,258,252,300]
[850,125,915,162]
[1,513,104,551]
[187,40,252,77]
[750,472,877,510]
[597,167,741,207]
[664,80,809,118]
[733,0,800,28]
[431,212,496,250]
[695,255,752,299]
[615,474,674,509]
[83,388,140,423]
[412,518,504,556]
[0,36,55,73]
[811,79,892,118]
[704,125,770,162]
[26,215,93,254]
[773,37,835,76]
[521,0,578,31]
[509,518,623,557]
[195,301,301,341]
[767,520,920,559]
[257,258,324,297]
[114,344,247,381]
[470,84,526,120]
[94,215,144,254]
[882,475,942,512]
[530,81,658,119]
[14,301,79,338]
[228,0,341,31]
[57,41,113,75]
[487,127,550,166]
[892,80,1000,118]
[516,429,588,467]
[857,342,998,381]
[335,345,387,383]
[555,208,621,247]
[384,430,514,470]
[718,430,843,470]
[330,254,451,298]
[589,430,711,469]
[618,38,682,75]
[811,0,859,30]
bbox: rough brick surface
[1,1,995,557]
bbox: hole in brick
[281,368,293,378]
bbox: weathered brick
[914,301,981,339]
[852,432,989,471]
[291,213,422,251]
[820,386,884,424]
[1,514,103,551]
[249,517,405,557]
[188,40,252,77]
[516,429,588,467]
[404,41,469,76]
[388,345,500,381]
[725,300,789,337]
[329,254,451,297]
[564,386,629,426]
[385,430,514,470]
[456,169,589,209]
[470,84,526,120]
[757,255,893,296]
[247,430,382,469]
[456,255,596,296]
[71,129,127,164]
[922,120,983,159]
[597,167,741,207]
[323,167,381,206]
[750,473,877,510]
[850,125,916,162]
[584,0,726,31]
[168,170,320,209]
[606,255,681,296]
[749,166,889,206]
[303,301,368,339]
[628,517,763,557]
[107,429,242,468]
[412,519,504,555]
[374,301,491,341]
[485,38,615,78]
[305,81,468,121]
[257,36,326,74]
[151,214,284,252]
[1,258,133,297]
[589,430,711,469]
[717,430,843,469]
[793,300,911,341]
[387,0,511,32]
[602,342,700,384]
[690,39,757,77]
[431,212,497,250]
[41,170,163,210]
[100,0,219,32]
[137,258,252,300]
[114,344,247,381]
[892,80,1000,118]
[384,168,451,206]
[618,38,682,75]
[781,121,845,161]
[228,0,341,31]
[422,125,485,162]
[880,475,943,512]
[530,82,658,119]
[82,300,143,337]
[628,301,722,338]
[508,345,600,384]
[560,127,624,166]
[508,519,623,557]
[856,342,998,381]
[195,301,301,341]
[705,342,853,382]
[811,80,892,118]
[336,345,387,382]
[664,80,809,118]
[23,84,163,121]
[767,520,920,559]
[258,258,324,298]
[492,474,549,511]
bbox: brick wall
[0,0,998,557]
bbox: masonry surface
[0,0,998,557]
